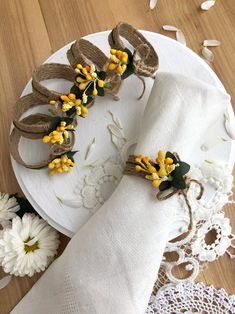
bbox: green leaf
[86,82,94,96]
[62,117,74,125]
[97,71,107,80]
[179,161,190,175]
[159,180,172,191]
[47,116,62,134]
[121,63,134,80]
[171,176,186,189]
[66,107,76,116]
[70,85,83,98]
[66,150,78,163]
[97,85,104,96]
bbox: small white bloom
[0,193,19,223]
[0,214,60,277]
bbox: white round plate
[12,30,235,238]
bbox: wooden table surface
[0,0,235,312]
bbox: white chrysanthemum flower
[0,214,60,276]
[0,193,20,222]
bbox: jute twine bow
[124,155,204,231]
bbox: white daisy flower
[0,193,20,223]
[0,214,60,276]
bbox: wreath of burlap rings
[10,22,159,174]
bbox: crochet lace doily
[146,281,235,314]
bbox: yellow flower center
[24,236,39,254]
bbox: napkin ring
[10,22,158,176]
[124,151,204,231]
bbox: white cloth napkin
[12,72,230,314]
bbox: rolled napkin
[12,72,230,314]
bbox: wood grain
[0,0,234,312]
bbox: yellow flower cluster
[135,151,175,188]
[108,49,128,75]
[48,155,75,176]
[50,93,88,117]
[42,121,74,145]
[75,64,105,100]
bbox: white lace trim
[146,281,235,314]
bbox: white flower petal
[85,137,96,160]
[176,30,186,45]
[0,214,59,277]
[162,25,179,32]
[202,46,214,62]
[108,124,125,139]
[203,39,221,47]
[149,0,158,9]
[200,0,215,10]
[108,110,123,129]
[58,198,83,208]
[224,114,235,140]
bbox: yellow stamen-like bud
[116,65,123,74]
[158,168,167,177]
[50,100,56,105]
[79,83,87,90]
[110,48,117,55]
[75,99,81,105]
[108,63,117,71]
[42,135,51,143]
[81,106,88,115]
[93,88,98,96]
[152,179,161,188]
[68,93,76,100]
[48,163,54,169]
[98,80,104,88]
[135,165,142,172]
[165,157,174,165]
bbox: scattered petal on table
[59,198,83,208]
[202,46,214,62]
[203,39,221,47]
[176,30,187,45]
[149,0,158,9]
[162,25,179,32]
[0,275,12,290]
[108,110,123,129]
[108,124,125,139]
[200,0,216,10]
[224,114,235,140]
[85,137,96,160]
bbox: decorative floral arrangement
[0,193,59,278]
[10,22,158,177]
[124,150,205,231]
[125,151,191,191]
